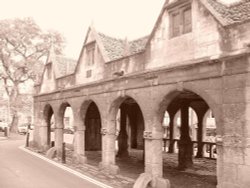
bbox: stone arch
[108,95,145,133]
[157,83,219,179]
[158,84,220,133]
[80,99,102,126]
[108,95,145,160]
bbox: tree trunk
[9,84,20,133]
[9,109,19,133]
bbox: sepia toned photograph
[0,0,250,187]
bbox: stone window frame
[85,41,96,66]
[168,1,192,38]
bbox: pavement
[0,132,217,188]
[0,133,106,188]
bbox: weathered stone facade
[33,0,250,187]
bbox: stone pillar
[74,128,87,163]
[195,105,208,158]
[55,127,63,158]
[117,104,129,157]
[168,110,175,153]
[33,104,50,150]
[99,127,119,174]
[142,127,170,187]
[54,110,64,159]
[72,111,86,163]
[178,100,193,170]
[40,124,50,150]
[144,129,163,178]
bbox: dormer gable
[45,62,53,80]
[40,59,56,93]
[145,0,224,69]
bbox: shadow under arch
[158,86,218,185]
[108,95,145,131]
[81,100,102,152]
[43,103,54,147]
[108,95,145,163]
[158,85,219,132]
[80,99,102,125]
[43,103,54,121]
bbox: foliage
[0,17,65,131]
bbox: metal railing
[163,138,217,159]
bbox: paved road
[0,134,101,188]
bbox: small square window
[86,70,92,78]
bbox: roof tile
[98,32,148,61]
[54,56,77,78]
[205,0,250,25]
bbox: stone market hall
[33,0,250,187]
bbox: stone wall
[33,0,250,187]
[34,52,250,187]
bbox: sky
[0,0,165,59]
[0,0,239,59]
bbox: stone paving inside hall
[63,148,217,188]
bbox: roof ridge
[55,55,77,62]
[97,32,125,42]
[203,0,250,26]
[129,35,149,43]
[216,0,247,7]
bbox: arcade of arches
[33,57,250,188]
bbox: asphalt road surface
[0,134,102,188]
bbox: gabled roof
[129,36,149,55]
[97,32,149,62]
[36,55,77,86]
[201,0,250,26]
[74,26,149,74]
[145,0,250,49]
[98,33,125,61]
[53,56,77,78]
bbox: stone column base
[41,144,50,152]
[46,147,57,159]
[133,173,170,188]
[99,162,119,175]
[73,154,87,164]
